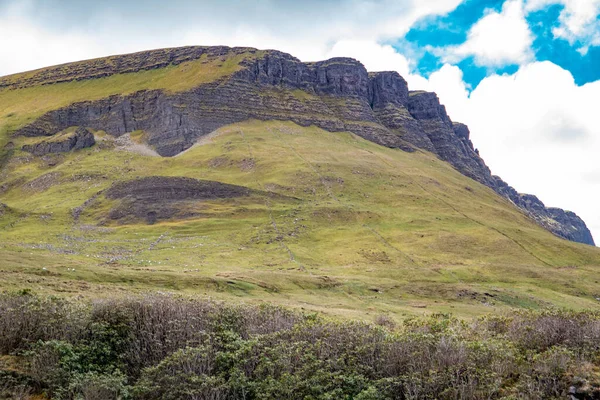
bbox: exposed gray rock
[105,176,251,201]
[16,55,409,155]
[569,383,600,400]
[405,91,495,187]
[493,176,595,245]
[22,127,95,156]
[105,176,252,224]
[548,208,595,245]
[368,71,409,108]
[367,72,426,152]
[12,46,595,245]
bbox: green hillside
[1,48,599,321]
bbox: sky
[1,0,599,243]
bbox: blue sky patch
[400,0,600,90]
[406,0,505,47]
[527,4,600,86]
[401,0,508,89]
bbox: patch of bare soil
[359,249,391,263]
[238,158,256,171]
[113,133,160,157]
[106,176,251,201]
[0,177,26,195]
[23,172,62,192]
[208,156,231,168]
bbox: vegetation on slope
[1,120,599,318]
[0,47,599,400]
[1,293,599,400]
[0,47,598,317]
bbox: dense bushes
[1,293,599,399]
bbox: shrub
[68,371,129,400]
[0,294,87,354]
[1,293,599,400]
[517,346,576,399]
[133,346,230,400]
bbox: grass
[1,119,599,320]
[0,49,598,319]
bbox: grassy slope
[0,51,599,321]
[1,120,599,320]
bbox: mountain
[3,46,593,245]
[0,46,599,317]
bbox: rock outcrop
[16,53,406,155]
[105,176,251,201]
[104,176,252,224]
[493,176,594,245]
[11,46,595,245]
[22,127,95,156]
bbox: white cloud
[0,0,463,77]
[425,61,600,243]
[421,64,470,108]
[445,0,534,66]
[0,12,98,77]
[0,2,175,77]
[526,0,600,51]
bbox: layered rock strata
[11,46,595,245]
[22,127,95,156]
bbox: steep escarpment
[378,86,594,245]
[14,52,406,155]
[7,46,594,245]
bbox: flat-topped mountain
[1,46,599,316]
[3,46,593,245]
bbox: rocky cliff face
[11,46,595,246]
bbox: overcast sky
[1,0,599,243]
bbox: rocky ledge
[22,127,95,156]
[11,46,595,245]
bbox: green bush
[68,371,129,400]
[1,293,599,399]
